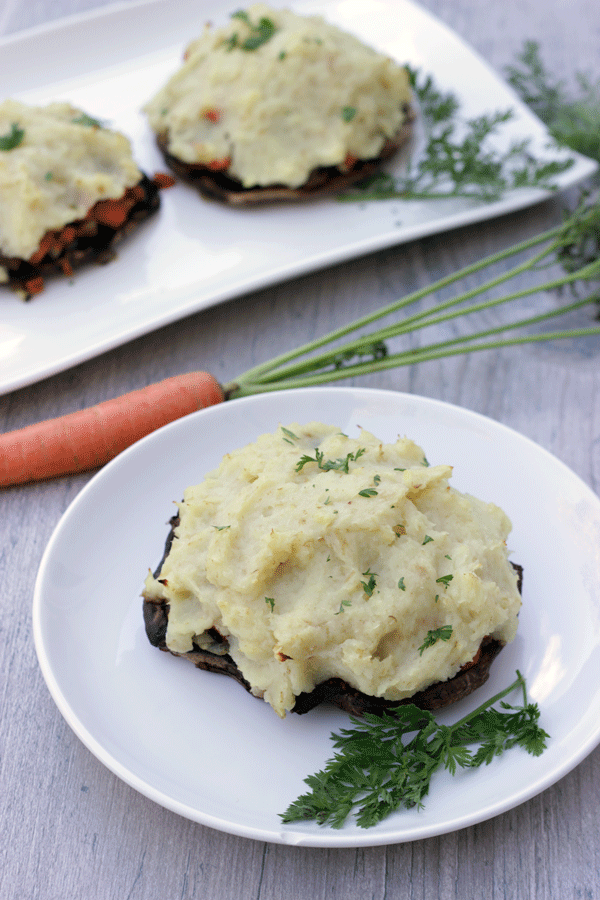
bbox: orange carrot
[0,372,223,487]
[93,198,130,228]
[152,172,177,189]
[207,156,232,171]
[23,276,45,296]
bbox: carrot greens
[505,41,600,166]
[339,67,574,203]
[224,198,600,399]
[280,671,548,829]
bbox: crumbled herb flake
[360,570,377,597]
[341,106,357,122]
[72,113,104,128]
[436,574,453,588]
[0,122,24,151]
[265,597,275,611]
[418,625,453,655]
[226,10,276,51]
[296,447,365,473]
[335,599,352,615]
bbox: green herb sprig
[280,670,548,829]
[339,67,574,203]
[296,448,365,473]
[418,624,453,655]
[71,113,105,128]
[505,41,600,166]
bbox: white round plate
[33,387,600,846]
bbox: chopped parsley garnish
[0,122,24,151]
[225,10,277,51]
[265,597,275,612]
[281,426,299,444]
[334,599,352,615]
[296,447,365,473]
[280,671,548,828]
[360,569,377,597]
[341,106,357,122]
[359,474,380,496]
[71,113,104,128]
[418,624,453,655]
[422,535,434,545]
[397,576,406,591]
[436,574,454,589]
[212,524,231,531]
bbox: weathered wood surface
[1,1,599,897]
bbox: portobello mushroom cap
[143,514,522,716]
[155,107,414,206]
[0,174,161,299]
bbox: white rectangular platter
[0,0,596,395]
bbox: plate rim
[32,386,600,846]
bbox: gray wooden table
[1,1,599,897]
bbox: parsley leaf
[436,574,453,589]
[0,122,24,151]
[296,447,365,473]
[71,113,104,128]
[280,671,548,829]
[418,624,453,655]
[360,569,377,597]
[226,10,276,51]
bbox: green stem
[228,324,600,396]
[243,269,599,387]
[228,222,566,388]
[449,671,525,733]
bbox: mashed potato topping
[143,423,521,717]
[143,4,412,188]
[0,100,142,262]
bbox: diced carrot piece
[93,199,129,228]
[207,156,231,172]
[153,172,177,189]
[29,233,54,265]
[24,276,45,296]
